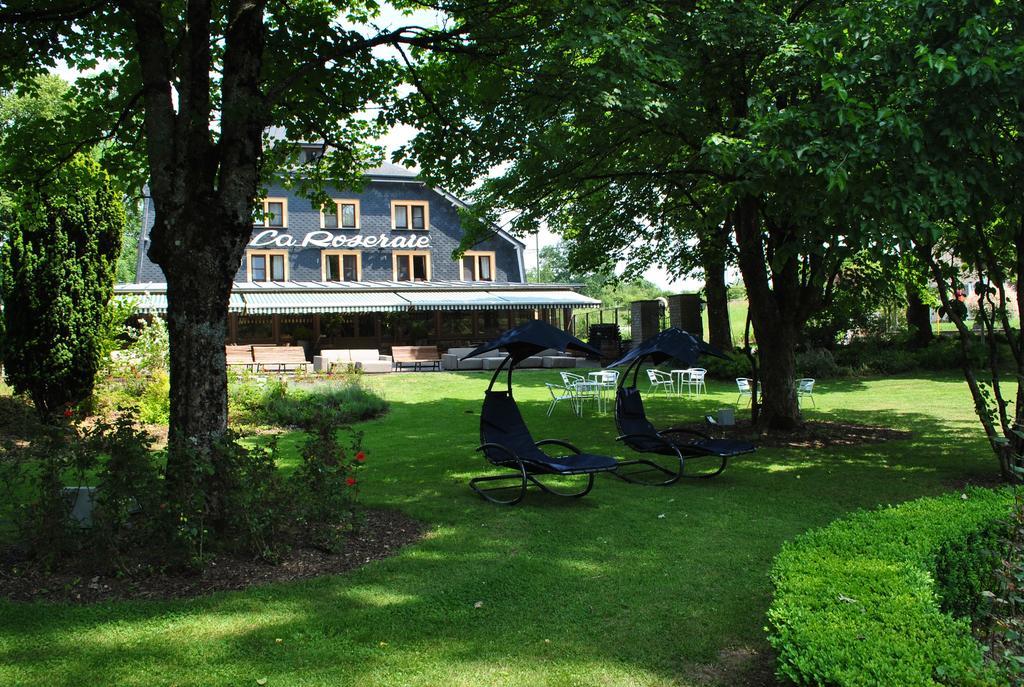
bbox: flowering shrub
[0,403,370,573]
[290,409,365,553]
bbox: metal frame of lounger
[613,360,754,483]
[471,356,619,505]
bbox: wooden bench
[225,345,255,370]
[252,345,310,373]
[391,345,441,371]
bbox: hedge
[767,488,1014,686]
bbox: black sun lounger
[462,319,619,505]
[472,390,619,505]
[614,385,754,483]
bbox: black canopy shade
[462,319,601,365]
[606,327,727,370]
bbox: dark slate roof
[364,162,419,180]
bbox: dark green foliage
[0,404,370,572]
[935,521,1009,622]
[84,413,162,567]
[290,414,365,553]
[794,348,842,379]
[205,434,291,565]
[1,423,80,566]
[701,352,751,381]
[804,255,906,348]
[228,377,388,429]
[0,154,124,415]
[768,488,1013,686]
[833,338,995,377]
[979,497,1024,685]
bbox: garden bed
[0,508,425,604]
[684,419,911,449]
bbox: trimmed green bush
[0,154,124,415]
[768,488,1014,686]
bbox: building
[116,159,599,354]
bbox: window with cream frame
[247,250,289,282]
[257,197,288,227]
[393,251,431,282]
[321,199,360,230]
[460,251,496,281]
[391,200,429,231]
[322,250,362,281]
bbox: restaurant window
[257,198,288,227]
[478,310,505,338]
[442,311,474,336]
[393,251,431,282]
[236,315,274,343]
[321,200,360,230]
[279,315,315,346]
[322,250,361,281]
[391,200,429,231]
[460,251,495,281]
[321,313,356,340]
[247,250,288,282]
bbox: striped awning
[238,290,410,314]
[115,281,601,315]
[115,292,247,315]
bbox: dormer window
[321,200,360,230]
[392,200,429,231]
[258,198,287,227]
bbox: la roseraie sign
[250,230,431,250]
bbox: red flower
[63,408,74,418]
[346,477,357,487]
[355,451,366,463]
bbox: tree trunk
[161,244,235,501]
[755,319,800,428]
[732,195,802,430]
[703,223,732,350]
[905,285,933,348]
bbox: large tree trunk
[702,222,733,350]
[163,256,232,490]
[905,284,933,348]
[732,195,802,430]
[128,0,265,500]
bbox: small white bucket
[717,407,736,426]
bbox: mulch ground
[676,418,912,449]
[0,508,426,604]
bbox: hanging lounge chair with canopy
[608,328,756,484]
[461,320,620,505]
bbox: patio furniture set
[466,323,758,505]
[736,377,816,407]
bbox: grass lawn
[0,371,1002,686]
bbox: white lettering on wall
[249,230,432,251]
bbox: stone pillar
[668,294,703,336]
[630,300,662,348]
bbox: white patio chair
[561,371,599,413]
[545,382,578,417]
[736,378,753,406]
[594,369,619,389]
[687,368,707,396]
[647,368,675,395]
[592,369,619,412]
[796,378,816,407]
